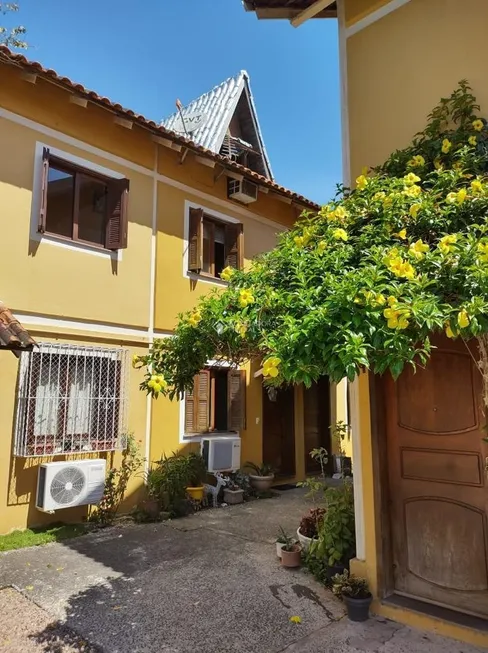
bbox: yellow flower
[333,228,348,241]
[383,195,394,208]
[387,296,397,306]
[469,135,477,146]
[319,204,334,220]
[263,356,281,378]
[294,236,305,248]
[438,234,457,254]
[289,616,302,624]
[132,355,141,369]
[471,179,483,194]
[397,315,410,330]
[373,191,386,201]
[395,228,407,239]
[356,174,368,190]
[473,119,484,132]
[388,256,415,279]
[317,240,327,253]
[456,188,467,204]
[334,206,349,222]
[149,375,168,392]
[403,184,421,198]
[220,266,235,282]
[445,323,455,339]
[434,158,443,170]
[409,203,422,219]
[188,310,202,327]
[441,138,452,154]
[457,309,470,329]
[404,173,421,186]
[374,293,386,306]
[478,242,488,263]
[446,192,457,204]
[235,322,248,338]
[238,289,255,308]
[408,155,425,168]
[409,239,429,260]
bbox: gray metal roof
[162,71,273,180]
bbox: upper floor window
[184,367,246,436]
[38,148,130,250]
[188,207,243,279]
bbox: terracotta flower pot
[249,474,274,492]
[280,545,302,568]
[186,486,204,501]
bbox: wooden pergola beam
[291,0,336,26]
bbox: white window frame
[30,142,126,260]
[179,359,240,443]
[14,342,130,457]
[182,200,241,286]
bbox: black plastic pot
[326,563,346,580]
[343,594,372,622]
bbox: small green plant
[297,447,329,505]
[332,570,370,599]
[186,452,207,486]
[277,526,297,552]
[151,451,207,516]
[89,434,144,525]
[311,481,355,567]
[244,461,275,476]
[330,422,350,456]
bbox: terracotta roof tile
[0,46,320,210]
[0,302,35,353]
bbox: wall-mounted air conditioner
[227,178,258,204]
[36,459,106,512]
[201,436,241,473]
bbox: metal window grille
[14,343,129,457]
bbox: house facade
[0,46,331,534]
[244,0,488,646]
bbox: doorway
[382,335,488,618]
[262,386,295,477]
[303,377,331,474]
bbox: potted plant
[330,421,352,478]
[310,481,355,578]
[244,462,275,491]
[278,528,302,568]
[223,478,244,505]
[185,452,207,502]
[139,467,163,519]
[332,571,372,622]
[297,507,325,551]
[276,527,288,558]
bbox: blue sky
[8,0,341,204]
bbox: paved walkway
[0,489,484,652]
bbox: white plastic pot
[297,527,317,553]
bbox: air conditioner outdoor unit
[227,178,258,204]
[201,436,241,473]
[36,459,106,512]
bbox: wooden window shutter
[228,369,246,432]
[106,178,130,250]
[188,207,204,271]
[185,370,210,434]
[225,223,243,270]
[38,147,50,233]
[196,369,211,433]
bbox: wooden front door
[263,386,295,477]
[303,377,331,474]
[384,335,488,617]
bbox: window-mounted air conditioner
[201,436,241,473]
[227,178,258,204]
[36,459,106,512]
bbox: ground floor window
[14,343,129,456]
[184,367,246,436]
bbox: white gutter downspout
[291,0,336,27]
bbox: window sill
[32,231,121,260]
[186,271,229,287]
[183,431,240,442]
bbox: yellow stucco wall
[0,59,311,533]
[344,0,392,26]
[347,0,488,180]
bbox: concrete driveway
[0,489,483,653]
